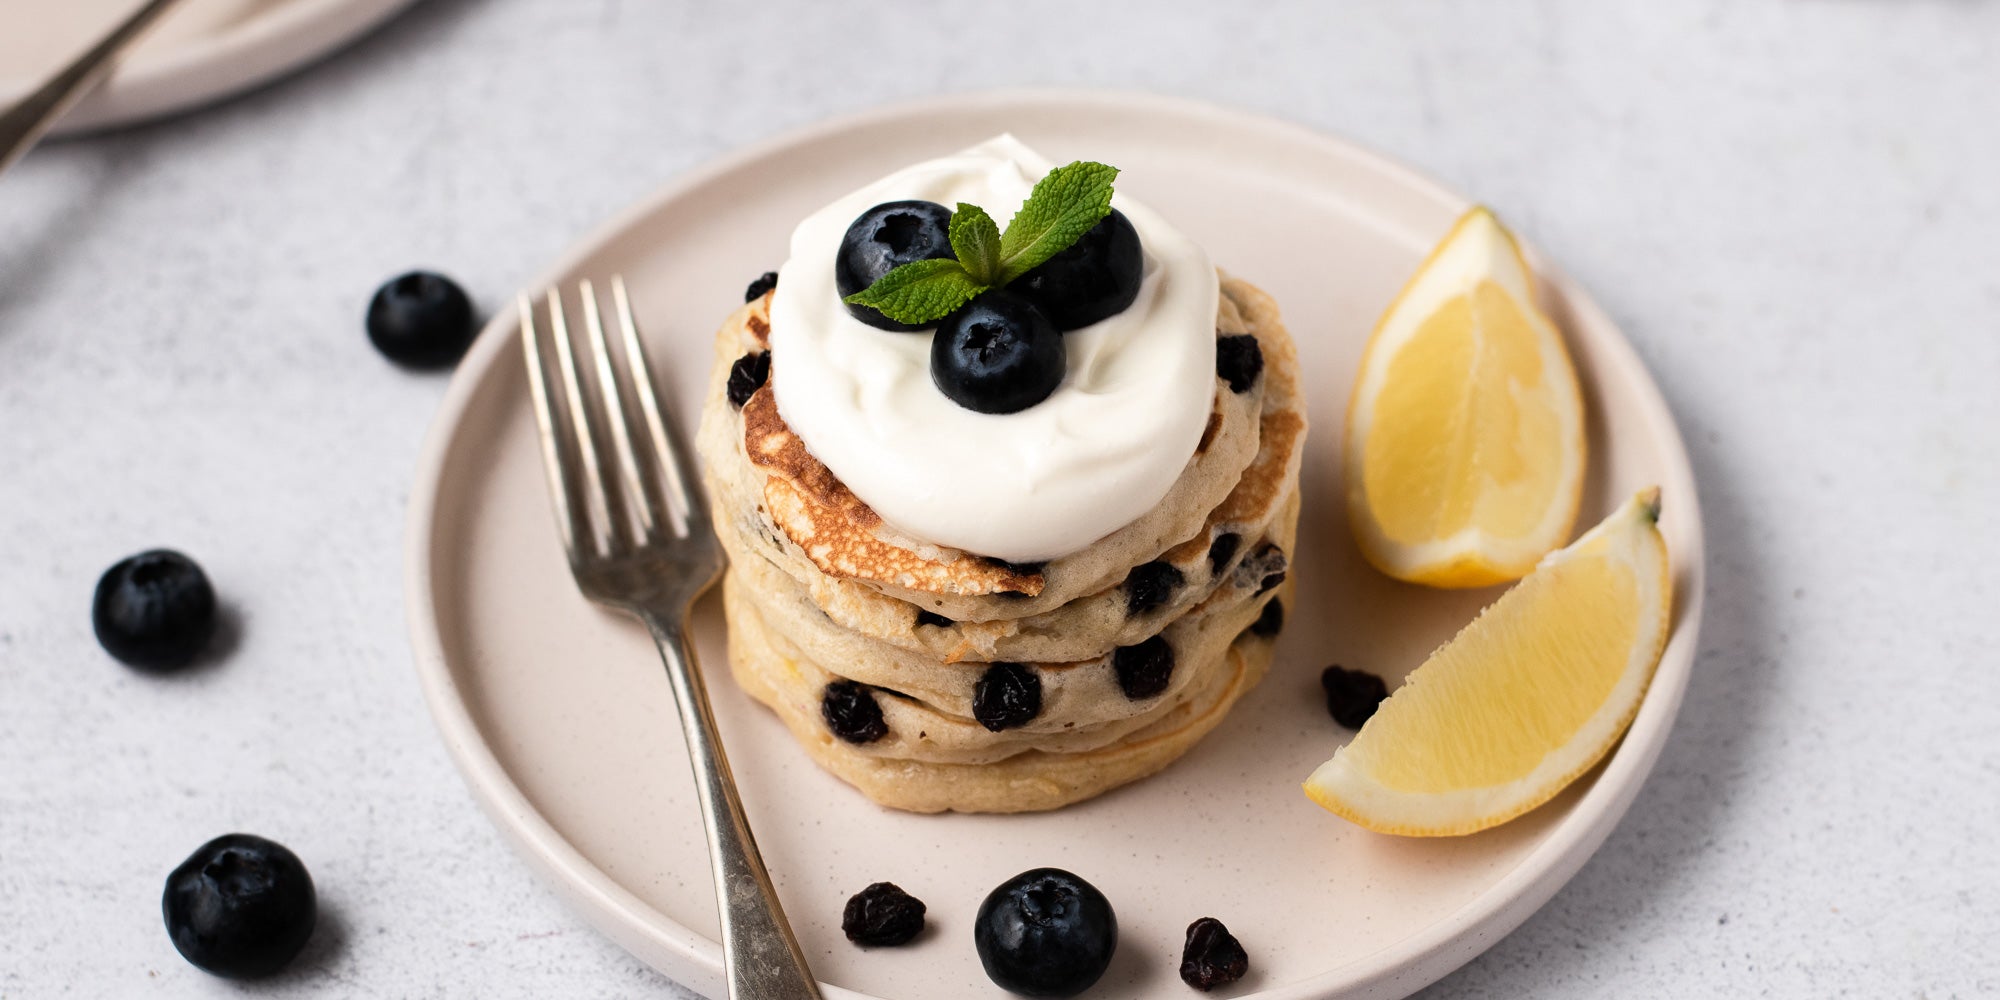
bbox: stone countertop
[2,1,1994,997]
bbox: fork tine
[545,285,616,554]
[611,275,704,538]
[579,278,657,541]
[519,292,589,562]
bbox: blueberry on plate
[163,834,316,979]
[1179,916,1249,991]
[1012,209,1144,331]
[974,868,1117,998]
[366,271,476,368]
[92,549,216,671]
[835,200,956,331]
[932,290,1065,414]
[1321,664,1389,729]
[842,882,927,947]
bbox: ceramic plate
[405,90,1705,1000]
[0,0,418,134]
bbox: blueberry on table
[835,200,956,331]
[842,882,927,947]
[92,549,216,670]
[932,291,1066,414]
[366,271,476,368]
[974,868,1117,998]
[162,834,316,979]
[1179,916,1249,992]
[1322,664,1389,729]
[1012,209,1144,331]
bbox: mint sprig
[842,160,1120,327]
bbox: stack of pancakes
[695,274,1307,813]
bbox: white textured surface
[1,1,1995,997]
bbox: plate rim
[1,0,421,135]
[403,87,1707,1000]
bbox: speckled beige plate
[0,0,416,134]
[405,90,1705,1000]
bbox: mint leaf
[843,258,987,326]
[996,161,1119,283]
[949,203,1003,286]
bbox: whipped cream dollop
[768,135,1218,563]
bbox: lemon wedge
[1304,489,1670,837]
[1345,206,1585,588]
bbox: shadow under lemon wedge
[1305,490,1671,837]
[1345,206,1585,588]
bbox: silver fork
[519,277,823,1000]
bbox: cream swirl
[768,135,1218,563]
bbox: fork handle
[641,610,825,1000]
[0,0,187,177]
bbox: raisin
[726,350,770,408]
[1207,532,1241,578]
[1216,334,1263,393]
[915,608,954,628]
[1125,560,1184,615]
[1235,542,1288,595]
[1112,636,1175,699]
[744,270,778,302]
[1321,665,1388,729]
[1180,917,1249,991]
[1247,599,1284,638]
[973,662,1041,731]
[821,680,888,744]
[842,882,926,947]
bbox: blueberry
[915,608,954,628]
[1124,560,1184,616]
[92,550,216,671]
[1012,210,1144,332]
[1216,334,1263,393]
[1207,532,1241,578]
[974,868,1117,998]
[1179,917,1249,992]
[842,882,927,947]
[1321,665,1389,729]
[162,834,316,979]
[726,350,770,408]
[932,291,1066,414]
[366,271,476,368]
[973,662,1041,732]
[1112,636,1174,700]
[1247,599,1285,638]
[822,680,888,744]
[835,200,956,331]
[744,270,778,302]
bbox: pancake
[725,579,1293,814]
[720,491,1297,740]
